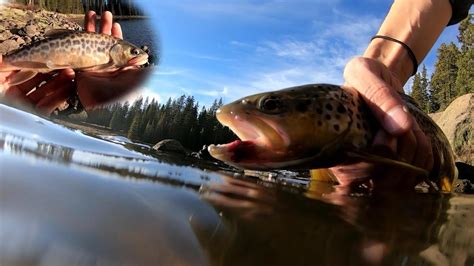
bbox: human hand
[0,11,123,115]
[76,11,151,110]
[0,54,76,115]
[330,57,433,190]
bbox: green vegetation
[85,95,236,150]
[411,14,473,112]
[12,0,143,16]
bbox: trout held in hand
[208,84,458,192]
[0,30,149,86]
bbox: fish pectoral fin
[310,169,338,184]
[11,61,48,69]
[46,61,73,70]
[44,29,75,38]
[79,62,116,72]
[345,150,430,177]
[0,63,19,72]
[7,70,38,86]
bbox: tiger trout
[208,84,457,192]
[0,29,148,86]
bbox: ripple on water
[0,104,473,266]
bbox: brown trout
[0,30,148,86]
[208,84,457,192]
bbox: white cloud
[124,87,161,103]
[261,39,325,60]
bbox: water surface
[0,104,473,266]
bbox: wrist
[364,38,415,85]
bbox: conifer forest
[410,15,473,112]
[12,0,143,16]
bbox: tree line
[13,0,143,16]
[410,15,473,112]
[84,95,236,151]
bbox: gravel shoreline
[0,5,83,54]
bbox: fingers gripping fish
[0,29,148,86]
[208,84,458,192]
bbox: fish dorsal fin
[44,29,74,38]
[7,70,38,86]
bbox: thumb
[344,58,413,136]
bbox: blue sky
[132,0,463,107]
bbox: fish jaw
[208,105,294,169]
[127,53,149,66]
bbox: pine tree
[128,112,141,140]
[455,15,473,96]
[410,65,430,113]
[429,43,460,111]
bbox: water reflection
[1,105,473,265]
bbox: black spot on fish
[337,104,346,113]
[317,121,322,126]
[50,42,57,48]
[363,123,368,130]
[325,114,331,120]
[64,39,71,46]
[325,103,333,111]
[335,114,341,119]
[316,108,323,115]
[73,40,80,45]
[296,102,308,113]
[356,123,361,129]
[356,114,361,119]
[348,109,353,115]
[100,40,106,46]
[86,39,90,44]
[333,125,340,131]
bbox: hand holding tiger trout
[208,84,457,192]
[0,11,151,114]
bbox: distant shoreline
[66,13,150,25]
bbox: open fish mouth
[208,109,289,166]
[127,54,149,66]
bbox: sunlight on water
[1,104,473,266]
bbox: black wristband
[371,35,419,76]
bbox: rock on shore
[0,5,82,54]
[430,93,473,165]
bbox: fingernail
[384,105,411,135]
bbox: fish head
[109,41,149,67]
[208,84,354,169]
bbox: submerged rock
[153,139,187,155]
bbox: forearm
[364,0,452,88]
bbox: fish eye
[131,48,140,55]
[258,96,283,113]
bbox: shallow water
[0,104,473,266]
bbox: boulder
[25,24,38,37]
[153,139,187,155]
[0,39,19,54]
[430,93,473,165]
[0,30,12,41]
